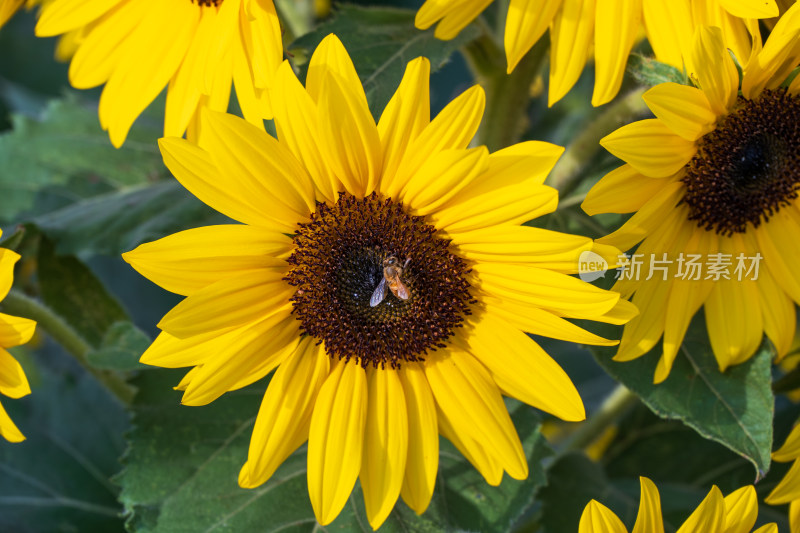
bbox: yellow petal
[239,0,282,90]
[307,360,368,525]
[432,0,493,40]
[158,137,291,231]
[579,500,628,533]
[377,57,430,186]
[718,0,778,18]
[436,404,503,485]
[305,33,367,106]
[600,119,695,178]
[505,0,562,73]
[0,399,24,442]
[473,262,620,317]
[35,0,120,36]
[424,350,528,479]
[271,61,339,203]
[774,422,800,462]
[593,0,643,106]
[383,85,484,199]
[548,0,595,106]
[67,0,149,89]
[0,313,36,349]
[756,251,795,359]
[360,368,408,530]
[688,25,739,116]
[465,314,585,421]
[752,524,778,533]
[691,0,758,64]
[583,164,672,216]
[633,477,664,533]
[485,302,619,346]
[141,328,235,369]
[722,485,757,533]
[742,2,800,98]
[756,211,800,305]
[643,83,717,141]
[98,1,198,147]
[704,236,763,372]
[179,311,297,406]
[239,338,329,488]
[0,249,20,301]
[398,363,438,515]
[415,0,454,30]
[157,269,293,338]
[402,147,488,215]
[452,225,590,266]
[122,225,291,296]
[0,348,30,399]
[643,0,694,70]
[201,110,316,221]
[676,486,725,533]
[434,141,563,233]
[766,457,800,504]
[316,70,382,197]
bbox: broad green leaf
[291,5,480,117]
[37,233,129,347]
[0,349,128,532]
[118,369,550,532]
[0,94,163,224]
[33,180,227,257]
[590,315,774,477]
[87,321,151,371]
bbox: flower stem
[463,32,548,152]
[547,87,648,197]
[1,289,135,405]
[562,384,639,452]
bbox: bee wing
[370,277,388,307]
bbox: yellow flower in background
[766,422,800,530]
[582,5,800,383]
[580,477,777,532]
[124,34,635,529]
[0,0,23,28]
[33,0,283,147]
[415,0,777,107]
[0,235,37,443]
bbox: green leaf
[33,180,227,257]
[0,350,128,532]
[118,370,550,532]
[0,94,163,224]
[626,53,688,88]
[291,5,480,118]
[37,233,129,347]
[590,315,774,477]
[87,321,152,371]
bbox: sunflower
[123,34,635,528]
[580,477,777,532]
[32,0,282,148]
[765,421,800,530]
[581,6,800,383]
[0,236,37,443]
[415,0,776,106]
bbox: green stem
[547,87,648,197]
[463,33,548,152]
[1,289,135,405]
[562,384,639,452]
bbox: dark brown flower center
[682,89,800,235]
[285,193,474,369]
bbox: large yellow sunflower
[582,5,800,383]
[0,235,37,443]
[32,0,282,147]
[765,421,800,530]
[123,34,635,528]
[415,0,776,106]
[581,477,777,532]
